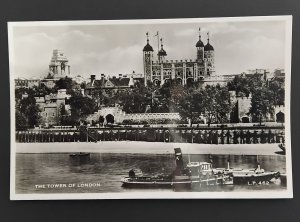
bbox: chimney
[174,148,184,171]
[90,75,96,87]
[90,75,96,83]
[119,74,123,79]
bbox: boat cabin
[187,162,213,176]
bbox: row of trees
[15,74,285,129]
[178,85,232,126]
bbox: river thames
[15,152,286,194]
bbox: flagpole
[157,31,159,53]
[155,31,159,61]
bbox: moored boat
[121,148,232,189]
[121,174,173,188]
[232,170,280,185]
[218,158,280,185]
[121,149,281,189]
[69,152,90,158]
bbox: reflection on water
[15,153,286,194]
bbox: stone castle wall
[86,106,180,124]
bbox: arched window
[276,112,285,123]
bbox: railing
[15,126,285,144]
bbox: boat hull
[233,172,280,185]
[121,175,232,189]
[121,177,173,188]
[69,153,90,158]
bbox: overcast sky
[10,19,286,79]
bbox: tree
[228,74,264,96]
[249,87,275,123]
[179,85,233,126]
[32,84,54,96]
[15,110,28,130]
[69,91,97,124]
[151,80,187,113]
[54,77,75,94]
[269,79,285,105]
[18,96,41,128]
[178,91,196,126]
[118,83,152,113]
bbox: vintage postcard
[9,16,293,200]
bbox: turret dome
[204,42,214,51]
[196,39,204,47]
[143,43,154,52]
[196,28,204,47]
[143,32,154,52]
[204,32,214,51]
[158,48,167,56]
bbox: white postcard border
[8,15,293,200]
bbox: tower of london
[143,28,215,86]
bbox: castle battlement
[152,59,197,65]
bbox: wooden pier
[15,126,285,144]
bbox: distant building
[273,69,285,79]
[72,75,87,84]
[35,89,71,126]
[84,71,144,95]
[15,77,40,89]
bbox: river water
[15,153,286,194]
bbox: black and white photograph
[9,16,293,199]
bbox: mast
[256,155,260,171]
[227,157,230,170]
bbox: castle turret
[158,38,167,63]
[143,32,154,86]
[204,32,215,76]
[196,28,204,62]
